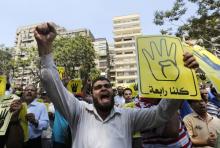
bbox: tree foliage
[0,47,13,75]
[14,47,40,85]
[154,0,220,49]
[53,36,97,81]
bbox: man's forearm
[191,138,209,147]
[40,54,81,124]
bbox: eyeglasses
[93,84,112,90]
[124,93,132,95]
[24,89,37,92]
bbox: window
[117,72,124,76]
[116,52,122,55]
[126,79,135,83]
[117,80,123,83]
[124,51,133,54]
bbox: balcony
[114,60,137,65]
[115,53,136,59]
[114,33,141,40]
[114,40,135,45]
[113,26,141,33]
[115,68,137,72]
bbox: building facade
[108,43,116,87]
[93,38,110,79]
[14,23,94,87]
[112,14,142,87]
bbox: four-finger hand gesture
[142,39,180,81]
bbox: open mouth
[100,94,111,103]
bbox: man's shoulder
[183,113,196,122]
[33,100,47,109]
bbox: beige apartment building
[14,23,94,86]
[93,38,110,79]
[108,43,116,87]
[113,14,142,87]
[14,23,66,86]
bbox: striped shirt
[136,100,192,148]
[207,102,220,118]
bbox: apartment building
[93,38,110,79]
[113,14,142,87]
[108,43,116,87]
[14,23,94,86]
[60,28,95,41]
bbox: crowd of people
[0,23,220,148]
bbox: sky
[0,0,195,47]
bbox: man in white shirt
[34,22,199,148]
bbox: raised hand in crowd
[9,100,22,121]
[183,52,199,69]
[207,132,217,147]
[34,23,57,56]
[10,100,22,112]
[25,113,38,127]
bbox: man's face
[117,86,123,96]
[191,89,208,115]
[23,85,37,103]
[123,90,132,102]
[92,80,114,112]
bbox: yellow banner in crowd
[67,79,82,94]
[136,36,200,100]
[0,75,6,96]
[183,43,220,93]
[128,83,138,97]
[0,94,19,135]
[57,67,65,80]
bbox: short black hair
[211,87,217,96]
[123,88,132,95]
[92,77,111,89]
[6,83,11,90]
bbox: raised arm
[34,23,81,125]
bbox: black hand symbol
[71,83,78,93]
[133,83,138,91]
[142,39,180,81]
[0,109,9,128]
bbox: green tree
[14,47,40,85]
[154,0,220,49]
[0,47,13,75]
[53,35,97,81]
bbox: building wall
[108,43,116,87]
[93,38,110,79]
[113,14,142,87]
[14,23,94,87]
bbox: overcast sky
[0,0,196,47]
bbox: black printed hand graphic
[72,83,78,93]
[0,109,8,128]
[142,39,180,81]
[133,84,138,91]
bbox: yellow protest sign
[183,43,220,93]
[136,36,200,100]
[57,67,65,80]
[67,79,82,94]
[0,75,6,96]
[0,94,19,135]
[128,83,138,97]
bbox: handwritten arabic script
[148,86,189,96]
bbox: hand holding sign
[137,36,200,99]
[142,39,180,81]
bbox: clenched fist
[34,22,57,56]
